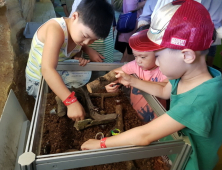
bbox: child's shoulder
[44,18,65,29]
[38,18,65,41]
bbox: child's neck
[178,60,212,94]
[144,65,158,71]
[65,18,77,53]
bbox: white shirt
[69,0,82,18]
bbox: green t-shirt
[167,67,222,170]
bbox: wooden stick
[106,104,136,170]
[74,118,116,131]
[105,104,123,137]
[86,71,117,93]
[73,87,117,130]
[55,96,66,117]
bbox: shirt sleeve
[166,96,213,138]
[123,0,138,13]
[121,61,137,75]
[138,0,158,22]
[201,0,222,29]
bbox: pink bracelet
[100,137,107,148]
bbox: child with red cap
[81,1,222,169]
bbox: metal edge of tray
[56,62,124,71]
[25,78,43,152]
[25,78,48,154]
[35,140,185,170]
[141,91,182,140]
[171,143,192,170]
[141,91,192,170]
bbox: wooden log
[79,87,117,120]
[126,161,137,170]
[86,71,117,93]
[106,104,137,170]
[115,104,124,132]
[55,96,66,117]
[90,92,119,109]
[106,104,123,137]
[74,118,116,131]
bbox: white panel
[0,90,27,170]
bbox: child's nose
[136,58,142,64]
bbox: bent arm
[105,114,185,147]
[132,77,171,99]
[41,24,71,101]
[81,113,185,150]
[62,5,69,17]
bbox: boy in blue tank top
[81,1,222,169]
[26,0,114,122]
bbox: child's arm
[82,45,105,62]
[41,24,85,121]
[81,113,185,150]
[115,70,171,99]
[62,4,69,17]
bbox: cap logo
[171,37,186,46]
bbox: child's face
[155,48,185,79]
[133,50,157,70]
[70,12,98,46]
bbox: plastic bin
[23,22,42,38]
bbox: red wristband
[100,137,107,148]
[63,92,77,106]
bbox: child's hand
[74,56,90,66]
[82,45,105,62]
[105,82,120,93]
[88,50,105,62]
[67,101,86,121]
[81,139,100,150]
[115,71,132,86]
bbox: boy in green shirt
[81,0,222,169]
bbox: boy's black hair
[76,0,114,39]
[135,24,150,33]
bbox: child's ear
[71,12,80,21]
[181,49,196,64]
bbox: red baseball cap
[129,29,165,52]
[129,0,214,52]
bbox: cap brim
[129,29,165,52]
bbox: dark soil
[40,88,170,170]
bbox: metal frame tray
[18,62,192,170]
